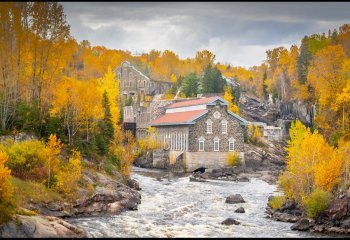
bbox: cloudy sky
[61,2,350,67]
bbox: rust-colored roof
[166,97,219,109]
[150,109,208,126]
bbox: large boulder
[0,215,86,238]
[73,172,141,217]
[326,199,348,221]
[221,218,240,225]
[291,219,310,231]
[225,194,245,204]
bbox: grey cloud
[61,2,350,67]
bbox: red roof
[150,109,207,125]
[166,97,219,109]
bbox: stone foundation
[184,151,245,172]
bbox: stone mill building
[149,96,249,171]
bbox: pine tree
[96,91,115,155]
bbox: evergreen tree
[262,71,268,100]
[297,36,313,84]
[181,73,200,97]
[96,91,115,155]
[201,65,226,93]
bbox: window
[229,138,235,151]
[214,137,220,151]
[206,119,213,134]
[198,137,205,151]
[222,119,228,134]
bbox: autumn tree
[46,134,63,188]
[0,150,15,224]
[223,85,240,114]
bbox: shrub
[305,189,332,218]
[53,150,82,198]
[4,140,48,181]
[0,150,15,224]
[227,151,241,167]
[268,195,286,210]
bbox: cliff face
[238,92,316,138]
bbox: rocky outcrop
[325,199,348,221]
[225,194,245,204]
[134,151,153,168]
[267,196,350,235]
[25,171,141,218]
[73,172,141,217]
[0,215,86,238]
[221,218,240,225]
[291,219,310,231]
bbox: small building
[115,61,172,101]
[149,96,249,172]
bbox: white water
[70,167,328,238]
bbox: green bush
[227,151,241,167]
[305,189,332,218]
[268,195,285,210]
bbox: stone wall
[184,151,245,172]
[188,102,245,153]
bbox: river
[70,167,330,238]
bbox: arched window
[229,137,235,151]
[206,119,213,134]
[221,119,228,134]
[198,137,205,151]
[214,137,220,151]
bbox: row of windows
[206,119,228,134]
[198,137,235,152]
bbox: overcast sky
[61,2,350,67]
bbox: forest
[1,2,350,225]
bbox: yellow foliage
[138,127,160,152]
[223,85,240,114]
[226,151,241,167]
[163,93,175,100]
[0,150,15,224]
[110,130,136,176]
[279,120,345,204]
[53,150,82,198]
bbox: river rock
[340,219,350,229]
[326,199,348,221]
[234,207,245,213]
[221,218,240,225]
[291,219,310,231]
[236,177,249,182]
[272,212,299,223]
[189,177,207,182]
[0,215,86,238]
[225,194,245,204]
[125,178,141,190]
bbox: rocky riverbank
[266,196,350,235]
[0,168,142,238]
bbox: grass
[11,177,63,207]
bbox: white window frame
[206,119,213,134]
[198,137,205,151]
[221,119,228,134]
[214,137,220,152]
[229,137,235,151]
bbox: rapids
[69,167,331,238]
